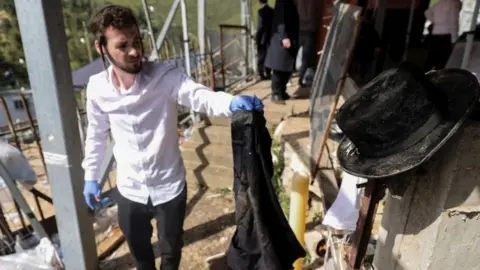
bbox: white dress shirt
[82,61,233,206]
[425,0,461,43]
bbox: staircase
[180,79,310,189]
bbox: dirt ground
[99,186,237,270]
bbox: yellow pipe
[289,171,310,269]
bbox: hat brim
[337,69,480,179]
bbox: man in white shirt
[424,0,461,70]
[82,5,263,270]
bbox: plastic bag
[0,140,37,190]
[0,237,60,270]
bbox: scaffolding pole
[13,0,98,269]
[151,0,181,61]
[142,0,160,61]
[198,0,206,56]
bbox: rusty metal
[19,93,46,172]
[219,23,249,30]
[219,26,226,89]
[0,204,14,243]
[34,195,45,220]
[0,96,28,231]
[208,52,215,89]
[0,96,21,149]
[348,180,383,269]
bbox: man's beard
[105,50,143,74]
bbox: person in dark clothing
[295,0,320,87]
[255,0,274,80]
[265,0,300,104]
[226,110,306,269]
[350,17,382,85]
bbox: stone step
[183,159,233,189]
[187,125,232,146]
[180,142,233,169]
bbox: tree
[0,1,27,88]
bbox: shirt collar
[107,61,152,92]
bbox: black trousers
[257,45,271,79]
[425,34,452,71]
[271,70,291,97]
[117,186,187,270]
[298,30,317,84]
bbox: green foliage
[0,0,250,88]
[271,138,290,217]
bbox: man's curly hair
[88,4,142,69]
[88,4,139,43]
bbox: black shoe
[271,94,286,105]
[282,93,291,100]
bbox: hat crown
[336,64,448,158]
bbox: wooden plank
[97,226,125,260]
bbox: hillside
[0,0,262,88]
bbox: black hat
[336,63,480,178]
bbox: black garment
[226,111,306,269]
[298,30,317,84]
[350,20,382,85]
[424,34,452,71]
[117,186,187,270]
[272,70,291,98]
[257,45,272,79]
[294,0,321,32]
[256,5,274,79]
[255,5,275,47]
[265,0,300,72]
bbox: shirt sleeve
[167,66,233,117]
[81,80,110,181]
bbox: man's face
[102,25,143,74]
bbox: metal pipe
[0,160,48,239]
[180,0,197,124]
[289,171,310,269]
[219,26,226,89]
[198,0,206,56]
[141,0,160,61]
[151,0,181,61]
[13,1,97,268]
[181,0,191,77]
[20,93,46,173]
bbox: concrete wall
[374,120,480,270]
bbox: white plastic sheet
[0,237,60,270]
[0,140,37,190]
[322,172,365,231]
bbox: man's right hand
[83,180,101,209]
[282,38,291,49]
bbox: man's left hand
[229,95,264,112]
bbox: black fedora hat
[336,63,480,178]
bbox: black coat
[265,0,300,72]
[226,111,306,270]
[255,5,274,48]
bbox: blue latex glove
[229,95,263,112]
[83,180,101,209]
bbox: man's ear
[94,39,102,55]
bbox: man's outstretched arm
[167,66,263,116]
